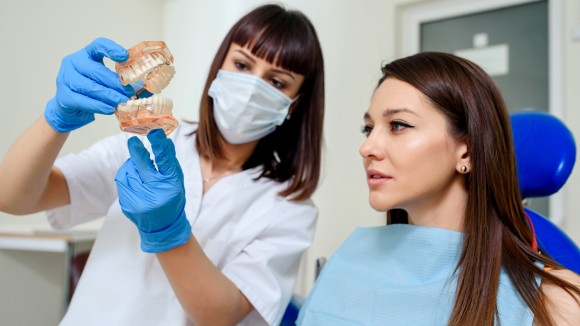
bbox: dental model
[115,95,178,136]
[115,41,175,95]
[115,41,178,136]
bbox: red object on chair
[69,251,90,301]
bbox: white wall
[1,0,579,317]
[563,0,580,250]
[0,0,164,230]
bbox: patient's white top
[47,124,317,326]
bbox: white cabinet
[0,232,95,326]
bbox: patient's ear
[455,141,471,174]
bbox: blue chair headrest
[511,111,576,198]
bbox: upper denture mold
[115,41,176,95]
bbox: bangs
[230,10,318,77]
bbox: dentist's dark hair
[194,4,324,201]
[380,51,580,326]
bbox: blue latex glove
[45,38,135,133]
[115,129,192,253]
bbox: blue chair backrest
[511,110,580,274]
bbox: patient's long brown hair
[382,52,580,325]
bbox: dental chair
[511,110,580,274]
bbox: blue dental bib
[297,224,535,325]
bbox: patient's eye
[361,125,373,137]
[389,120,414,132]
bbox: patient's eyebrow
[382,108,418,117]
[363,108,418,121]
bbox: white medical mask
[208,70,295,144]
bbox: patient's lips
[366,168,392,186]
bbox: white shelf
[0,231,97,253]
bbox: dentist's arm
[115,129,252,325]
[0,117,70,214]
[0,38,133,214]
[157,237,253,326]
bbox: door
[401,0,565,221]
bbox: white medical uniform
[47,123,318,326]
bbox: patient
[297,52,580,325]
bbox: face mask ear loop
[286,94,301,121]
[273,151,282,163]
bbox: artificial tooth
[154,53,164,65]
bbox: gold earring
[460,165,468,173]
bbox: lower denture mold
[115,95,178,136]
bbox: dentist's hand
[115,129,192,253]
[44,37,134,133]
